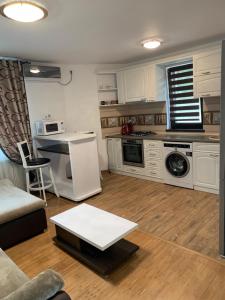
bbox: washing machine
[163,142,193,189]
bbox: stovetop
[128,131,156,137]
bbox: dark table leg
[53,225,139,276]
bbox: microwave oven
[35,120,65,136]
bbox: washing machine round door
[165,152,190,178]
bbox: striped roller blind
[167,63,203,131]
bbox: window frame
[166,61,204,132]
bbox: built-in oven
[122,139,144,168]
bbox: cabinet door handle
[209,154,219,158]
[129,168,137,172]
[201,71,211,75]
[150,172,157,176]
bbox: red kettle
[121,121,133,135]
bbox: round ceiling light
[30,66,40,73]
[0,1,48,22]
[141,39,161,49]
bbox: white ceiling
[0,0,225,64]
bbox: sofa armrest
[49,291,71,300]
[3,269,64,300]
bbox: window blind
[167,63,203,131]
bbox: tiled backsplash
[101,111,220,128]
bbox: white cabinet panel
[107,138,116,169]
[146,168,162,179]
[193,49,221,76]
[114,138,123,170]
[144,140,162,150]
[123,67,147,102]
[107,138,123,170]
[194,143,220,152]
[194,73,221,98]
[144,140,163,179]
[116,71,125,104]
[193,142,220,192]
[193,150,219,191]
[122,165,145,175]
[193,48,221,98]
[145,65,166,102]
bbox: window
[167,62,203,131]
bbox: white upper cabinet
[117,64,166,103]
[194,74,221,98]
[145,65,166,102]
[116,71,126,104]
[193,48,221,98]
[193,49,221,76]
[123,66,147,102]
[115,46,222,102]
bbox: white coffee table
[50,204,139,276]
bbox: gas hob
[127,131,156,137]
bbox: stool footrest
[29,181,53,191]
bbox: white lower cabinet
[107,138,123,171]
[122,165,145,175]
[193,143,220,193]
[144,140,163,180]
[107,138,163,181]
[108,139,219,193]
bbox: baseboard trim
[194,185,219,194]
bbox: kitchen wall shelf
[99,104,122,108]
[99,100,166,109]
[97,73,118,105]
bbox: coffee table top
[50,204,138,251]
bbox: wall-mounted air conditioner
[23,64,61,81]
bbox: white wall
[25,79,66,135]
[62,65,108,170]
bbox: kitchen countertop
[34,132,96,142]
[107,133,220,143]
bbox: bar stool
[17,140,59,201]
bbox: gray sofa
[0,179,47,249]
[0,249,71,300]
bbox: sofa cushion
[3,269,64,300]
[0,179,45,225]
[0,249,29,298]
[0,179,13,187]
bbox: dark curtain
[0,60,32,163]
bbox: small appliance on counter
[121,121,133,135]
[35,120,65,136]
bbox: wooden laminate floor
[77,172,220,259]
[6,172,225,300]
